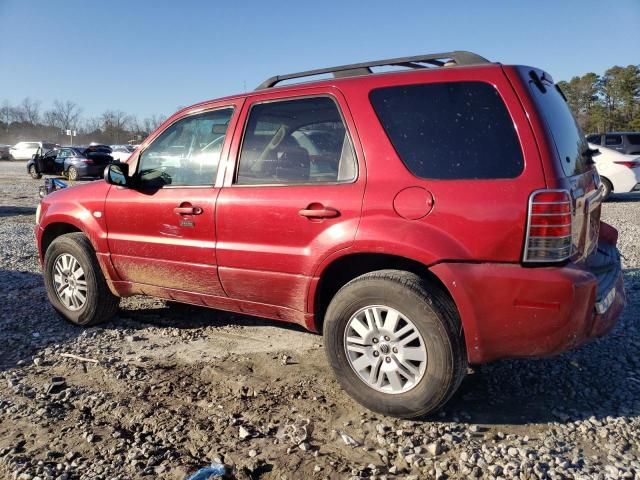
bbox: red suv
[35,51,626,418]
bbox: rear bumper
[431,227,626,364]
[73,164,107,178]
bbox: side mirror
[104,162,129,186]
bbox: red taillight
[523,189,573,263]
[615,161,640,169]
[81,159,94,164]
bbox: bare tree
[0,100,11,132]
[45,100,82,131]
[142,114,166,134]
[101,110,132,143]
[18,97,42,124]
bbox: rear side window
[369,82,523,180]
[628,134,640,145]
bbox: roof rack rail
[255,51,490,90]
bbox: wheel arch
[311,252,459,332]
[41,222,83,259]
[40,220,120,296]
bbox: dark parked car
[28,145,113,180]
[586,132,640,155]
[0,144,11,160]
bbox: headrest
[212,124,227,135]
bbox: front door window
[137,108,234,187]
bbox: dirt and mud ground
[1,160,639,479]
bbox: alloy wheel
[52,253,88,311]
[344,305,427,394]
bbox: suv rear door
[515,66,602,263]
[215,88,365,317]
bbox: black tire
[323,270,467,418]
[601,177,613,201]
[44,233,119,326]
[29,164,42,179]
[67,166,78,181]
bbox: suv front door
[104,102,241,298]
[216,90,365,318]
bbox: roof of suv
[179,51,504,118]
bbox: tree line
[0,98,166,146]
[558,64,639,133]
[1,63,638,148]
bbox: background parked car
[0,144,11,160]
[109,144,135,162]
[9,141,58,160]
[27,145,113,180]
[586,132,640,155]
[589,142,640,199]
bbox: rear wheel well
[314,253,454,331]
[41,223,82,258]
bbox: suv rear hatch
[519,66,623,315]
[82,145,113,166]
[521,66,603,265]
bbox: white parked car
[109,144,135,162]
[589,142,640,200]
[9,141,58,160]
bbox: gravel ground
[0,160,639,480]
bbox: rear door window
[369,82,523,179]
[236,96,357,185]
[605,135,622,146]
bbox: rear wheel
[601,177,613,201]
[44,233,119,326]
[323,270,467,418]
[29,164,41,179]
[67,166,78,181]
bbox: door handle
[298,205,340,219]
[174,205,203,215]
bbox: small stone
[248,449,258,458]
[239,426,251,439]
[313,465,322,472]
[281,355,291,365]
[298,442,310,452]
[426,442,442,456]
[340,432,360,447]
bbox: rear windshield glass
[369,82,523,179]
[527,74,591,177]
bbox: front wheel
[323,270,467,418]
[29,164,42,179]
[44,233,119,326]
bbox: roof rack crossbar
[255,50,490,90]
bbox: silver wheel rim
[344,305,427,394]
[68,168,77,180]
[52,253,87,311]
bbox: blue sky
[0,0,638,120]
